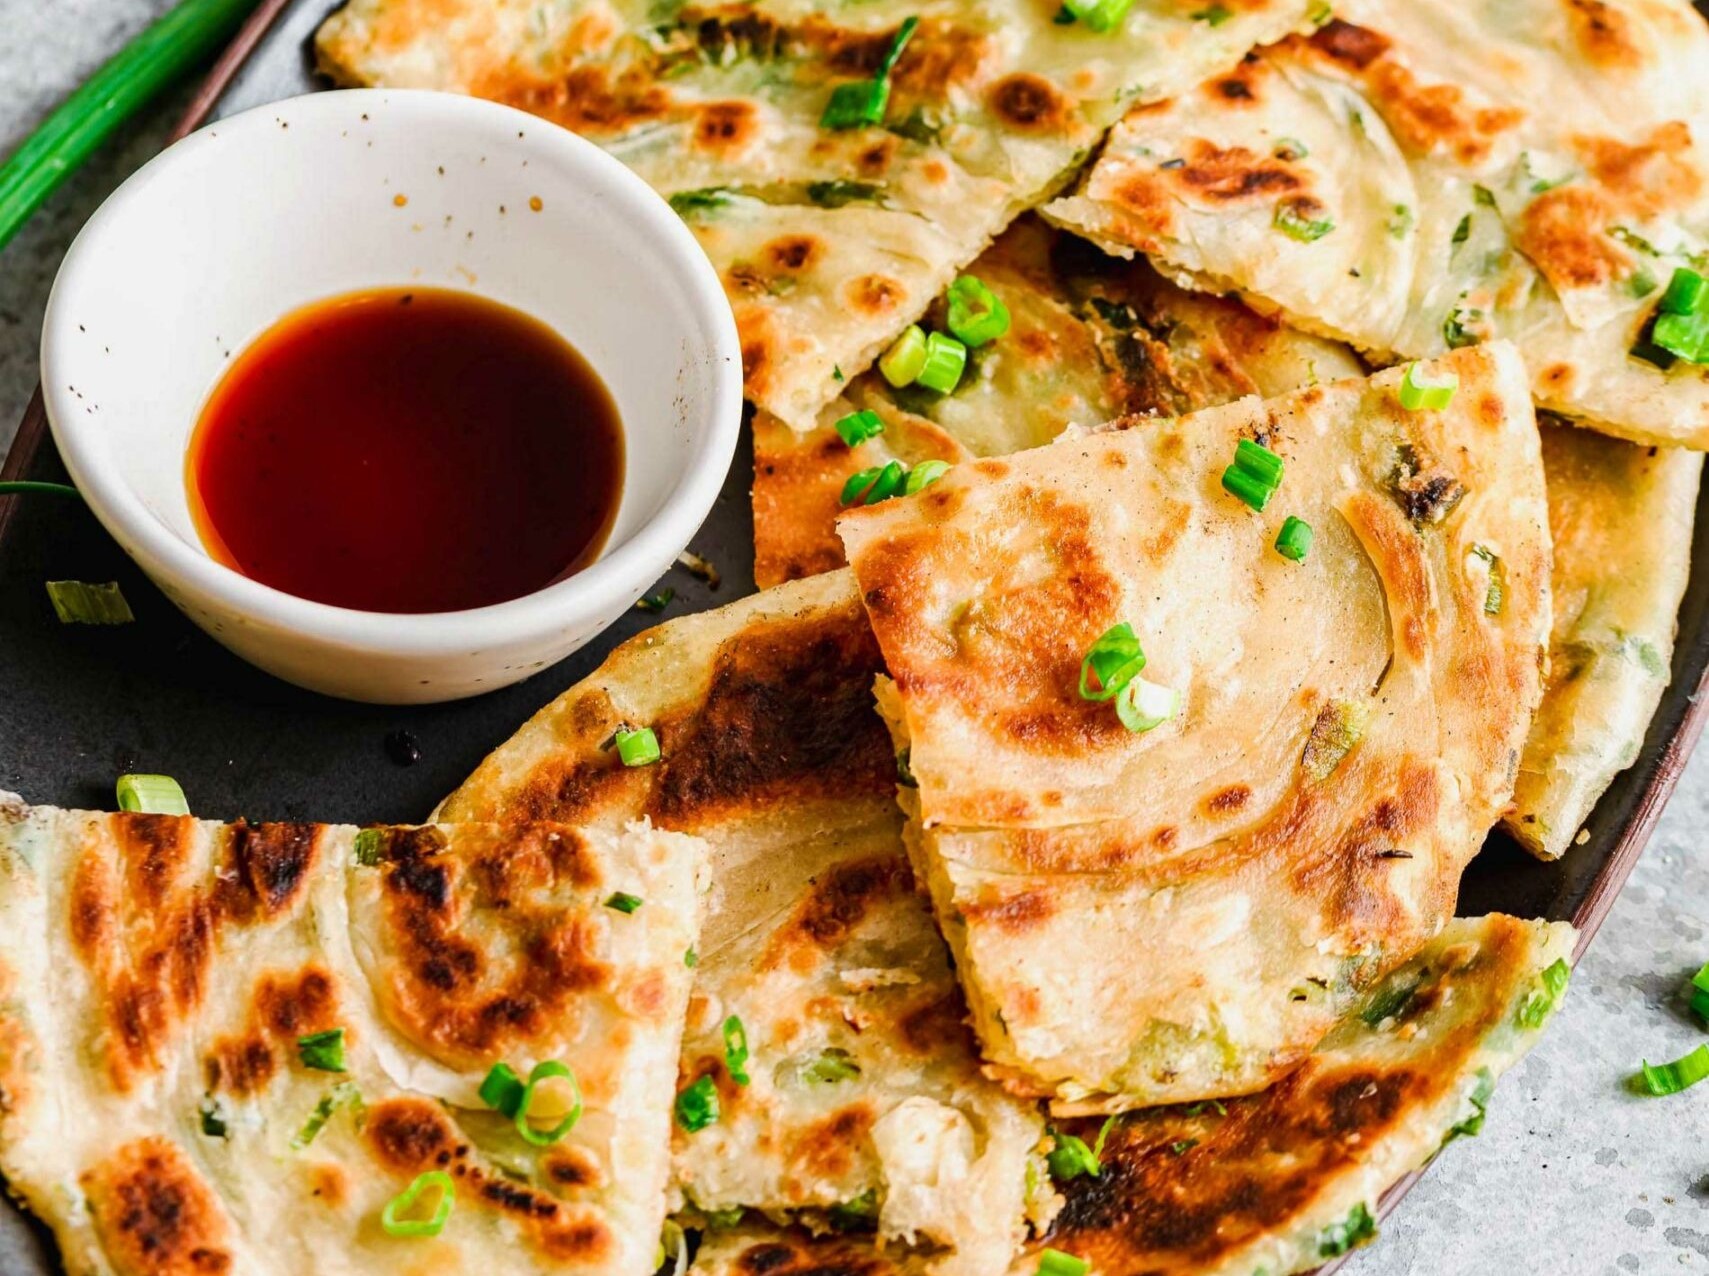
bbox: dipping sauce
[187,287,622,614]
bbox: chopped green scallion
[685,947,699,968]
[292,1081,362,1150]
[1115,677,1179,734]
[916,332,967,394]
[1639,1042,1709,1096]
[1078,622,1146,702]
[615,726,661,767]
[48,579,134,625]
[1221,437,1284,511]
[946,274,1011,347]
[297,1028,347,1073]
[606,891,644,914]
[904,460,950,495]
[1515,957,1570,1029]
[513,1060,582,1146]
[1317,1202,1377,1258]
[1037,1249,1091,1276]
[879,325,929,387]
[353,828,384,867]
[480,1062,526,1115]
[820,17,917,129]
[675,1074,720,1132]
[1398,361,1459,411]
[1191,3,1232,23]
[1046,1129,1101,1181]
[801,1048,861,1084]
[1274,201,1334,242]
[1274,515,1313,562]
[1659,267,1706,316]
[1060,0,1135,31]
[199,1097,227,1139]
[1469,545,1505,616]
[635,587,675,613]
[381,1170,454,1238]
[116,773,188,815]
[835,409,885,448]
[723,1015,751,1086]
[1443,1067,1494,1144]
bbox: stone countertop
[2,3,1706,1273]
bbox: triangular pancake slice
[437,572,1051,1272]
[315,0,1320,428]
[1046,0,1709,447]
[1512,424,1701,858]
[838,343,1551,1108]
[0,798,704,1275]
[687,916,1575,1276]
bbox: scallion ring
[1037,1249,1090,1276]
[835,409,885,448]
[1115,677,1179,733]
[513,1060,583,1146]
[916,332,967,394]
[615,726,660,767]
[879,325,928,387]
[945,274,1011,347]
[1639,1042,1709,1096]
[381,1170,454,1238]
[1274,515,1313,562]
[116,773,188,815]
[904,460,950,495]
[1398,362,1459,411]
[1078,622,1146,702]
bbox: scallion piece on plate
[606,891,644,914]
[904,460,950,495]
[835,409,885,447]
[297,1028,347,1073]
[47,580,134,625]
[1398,362,1459,411]
[1078,622,1146,701]
[819,17,917,130]
[1688,963,1709,1025]
[513,1060,582,1146]
[916,332,967,394]
[615,726,660,767]
[1059,0,1134,31]
[1037,1248,1091,1276]
[116,773,188,815]
[1115,676,1179,733]
[1639,1042,1709,1096]
[675,1074,720,1132]
[723,1014,751,1086]
[1274,515,1313,562]
[381,1169,454,1238]
[946,274,1011,347]
[879,326,929,387]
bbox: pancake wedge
[1020,914,1576,1276]
[1046,0,1709,447]
[0,798,703,1276]
[315,0,1321,429]
[752,215,1366,589]
[437,571,1050,1272]
[1510,424,1702,858]
[687,916,1573,1276]
[838,343,1551,1108]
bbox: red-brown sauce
[187,287,622,614]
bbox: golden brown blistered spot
[738,303,778,402]
[752,419,860,588]
[479,66,669,136]
[1516,185,1628,292]
[789,1103,876,1181]
[83,1137,234,1275]
[114,816,192,912]
[1307,18,1392,69]
[1362,63,1524,166]
[856,135,898,177]
[543,1144,606,1194]
[306,1163,349,1209]
[965,888,1055,934]
[218,822,320,922]
[972,458,1011,479]
[1208,60,1265,107]
[763,855,910,972]
[1562,0,1643,70]
[1539,363,1576,394]
[695,100,759,152]
[1108,169,1177,242]
[890,22,993,99]
[1204,784,1251,815]
[1576,123,1703,221]
[845,274,905,317]
[376,828,612,1065]
[534,1206,615,1264]
[989,73,1072,135]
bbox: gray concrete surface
[3,3,1708,1272]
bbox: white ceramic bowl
[40,89,741,704]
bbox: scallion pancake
[838,344,1552,1108]
[315,0,1322,430]
[0,800,704,1275]
[1046,0,1709,447]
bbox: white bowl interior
[46,90,727,576]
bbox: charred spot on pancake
[898,990,974,1055]
[1173,140,1304,203]
[730,1232,900,1275]
[764,235,824,275]
[536,1207,616,1262]
[645,605,895,825]
[1308,18,1392,69]
[790,1103,876,1180]
[367,1097,459,1174]
[966,888,1055,934]
[990,73,1072,134]
[543,1144,606,1193]
[114,815,193,911]
[205,965,342,1095]
[695,100,759,152]
[1385,443,1466,527]
[484,66,668,135]
[1205,784,1252,815]
[1563,0,1644,69]
[223,822,319,918]
[739,305,778,400]
[766,855,910,964]
[83,1137,234,1275]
